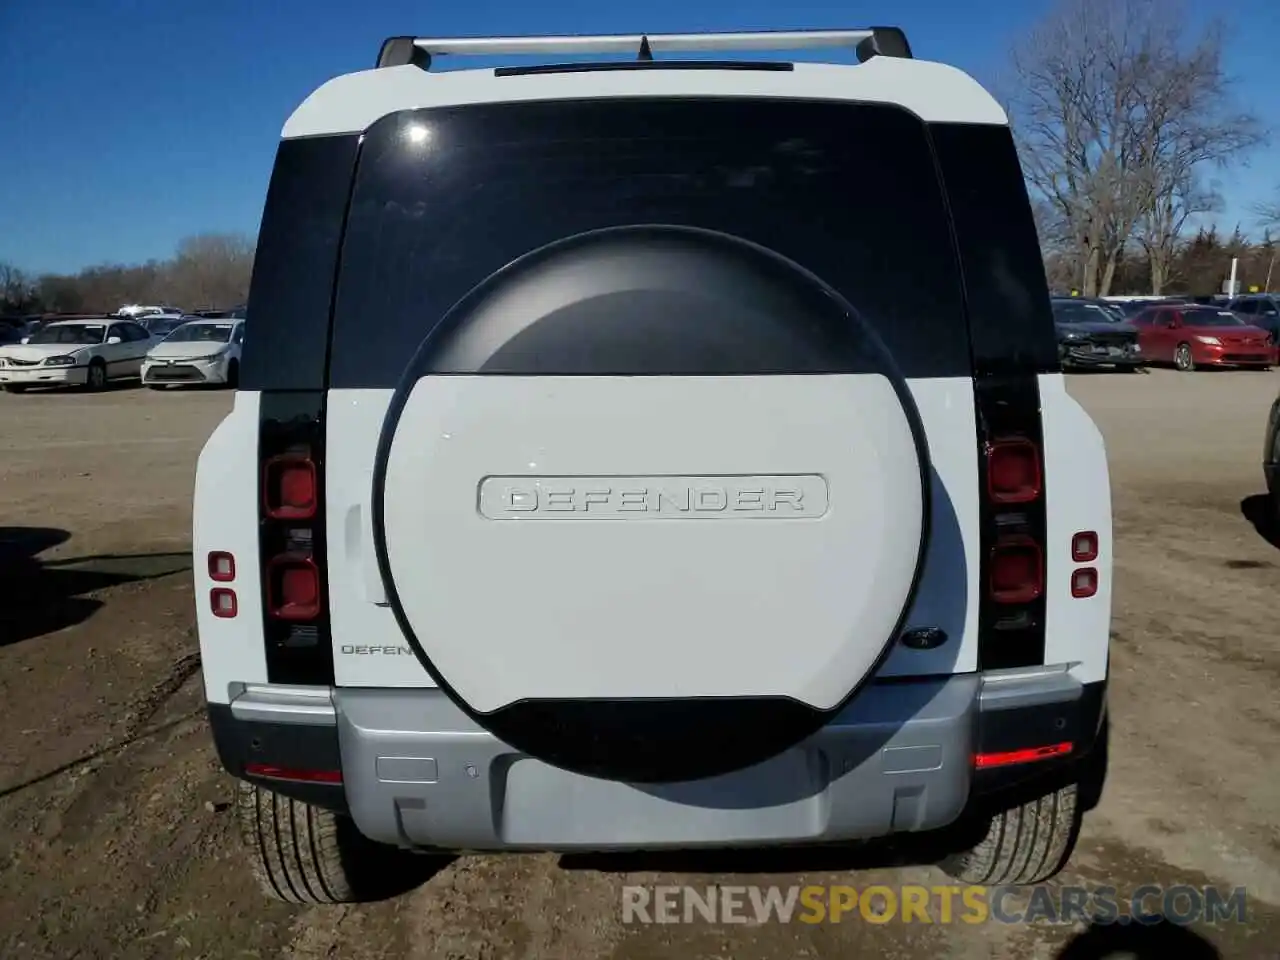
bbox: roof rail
[374,28,912,71]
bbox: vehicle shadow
[559,829,974,875]
[0,528,193,647]
[1054,915,1221,959]
[1239,495,1280,551]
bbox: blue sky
[1,0,1277,275]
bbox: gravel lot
[1,370,1278,959]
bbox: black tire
[3,384,28,393]
[224,359,239,389]
[1174,342,1195,372]
[86,359,108,391]
[236,780,439,904]
[147,384,167,391]
[938,783,1081,886]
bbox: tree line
[0,233,254,317]
[2,0,1277,314]
[1007,0,1276,296]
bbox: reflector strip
[974,741,1073,769]
[245,763,342,784]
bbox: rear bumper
[208,671,1106,852]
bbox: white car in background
[0,317,155,393]
[118,304,183,320]
[142,318,244,389]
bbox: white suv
[194,28,1113,904]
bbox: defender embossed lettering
[477,475,828,520]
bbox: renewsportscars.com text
[621,883,1248,926]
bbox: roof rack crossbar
[375,28,912,70]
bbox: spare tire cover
[372,225,931,783]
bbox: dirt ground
[1,370,1279,960]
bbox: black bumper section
[207,679,1108,820]
[969,679,1108,815]
[207,703,349,814]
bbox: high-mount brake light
[989,536,1043,605]
[986,437,1041,504]
[263,454,317,520]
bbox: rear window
[327,98,974,385]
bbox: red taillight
[1071,567,1098,598]
[263,455,317,520]
[266,555,321,620]
[990,537,1043,604]
[1071,531,1098,563]
[211,588,238,618]
[987,438,1042,504]
[208,551,235,582]
[975,742,1073,769]
[245,763,342,784]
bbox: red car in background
[1130,303,1274,371]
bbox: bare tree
[0,262,33,312]
[1004,0,1264,296]
[168,233,255,309]
[15,233,256,315]
[1256,187,1280,230]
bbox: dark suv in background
[1227,294,1280,347]
[1050,297,1144,371]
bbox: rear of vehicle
[193,29,1112,903]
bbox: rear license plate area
[499,748,823,846]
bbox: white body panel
[193,391,269,704]
[282,57,1007,140]
[325,377,981,691]
[1039,373,1112,684]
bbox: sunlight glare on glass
[405,123,431,146]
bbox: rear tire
[236,780,441,904]
[3,384,27,393]
[938,783,1081,886]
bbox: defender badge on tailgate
[478,475,830,520]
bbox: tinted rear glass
[328,98,972,385]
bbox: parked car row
[0,314,244,393]
[1052,294,1277,372]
